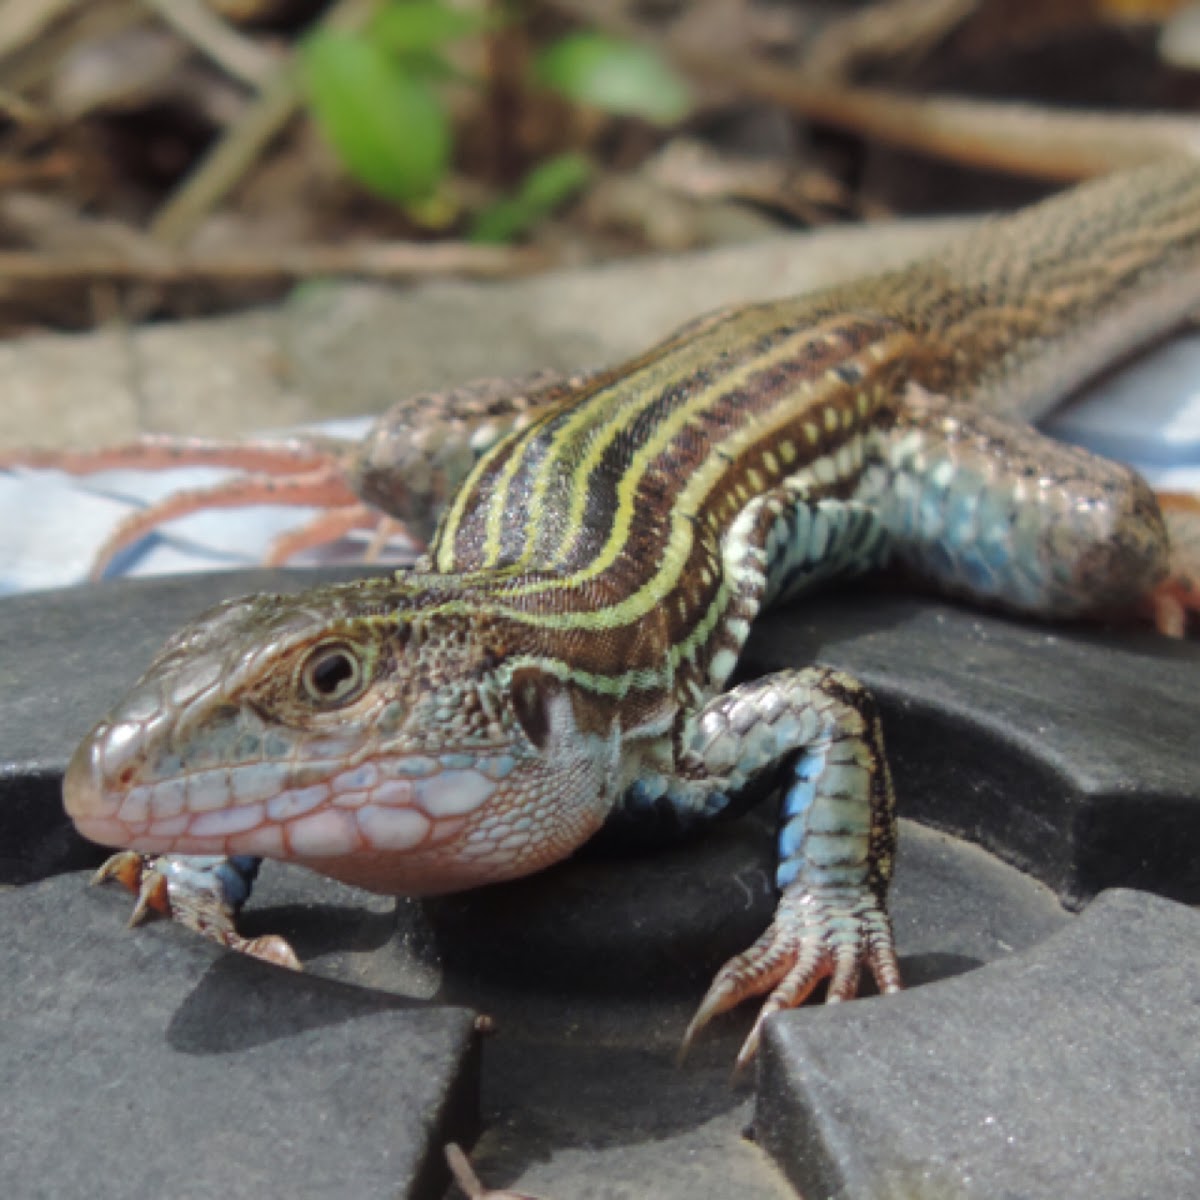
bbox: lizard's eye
[300,642,365,706]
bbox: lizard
[59,157,1200,1069]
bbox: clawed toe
[92,851,172,924]
[682,885,901,1070]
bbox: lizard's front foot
[683,883,901,1072]
[93,851,300,970]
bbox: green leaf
[470,152,592,243]
[533,32,690,125]
[300,29,450,205]
[370,1,497,55]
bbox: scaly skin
[64,160,1200,1063]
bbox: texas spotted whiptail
[59,158,1200,1067]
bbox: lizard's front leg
[635,667,900,1070]
[92,851,299,968]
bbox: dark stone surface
[420,815,1069,1003]
[2,872,480,1200]
[6,820,1059,1199]
[757,889,1200,1200]
[1,571,1197,1197]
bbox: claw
[444,1143,544,1199]
[733,1016,768,1078]
[235,934,302,972]
[682,884,901,1069]
[678,938,793,1064]
[126,868,170,927]
[92,851,172,923]
[91,848,148,890]
[90,851,301,969]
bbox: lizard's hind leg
[1,433,366,579]
[90,456,367,580]
[864,385,1174,629]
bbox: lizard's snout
[63,724,131,849]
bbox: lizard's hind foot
[0,433,403,579]
[88,462,370,579]
[1147,492,1200,637]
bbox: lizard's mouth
[63,715,510,865]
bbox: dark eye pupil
[312,653,354,695]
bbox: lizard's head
[63,578,621,894]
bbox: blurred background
[1,0,1199,334]
[2,0,1200,589]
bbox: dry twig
[148,0,380,247]
[802,0,977,81]
[0,0,85,64]
[143,0,276,88]
[546,0,1200,181]
[0,240,545,288]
